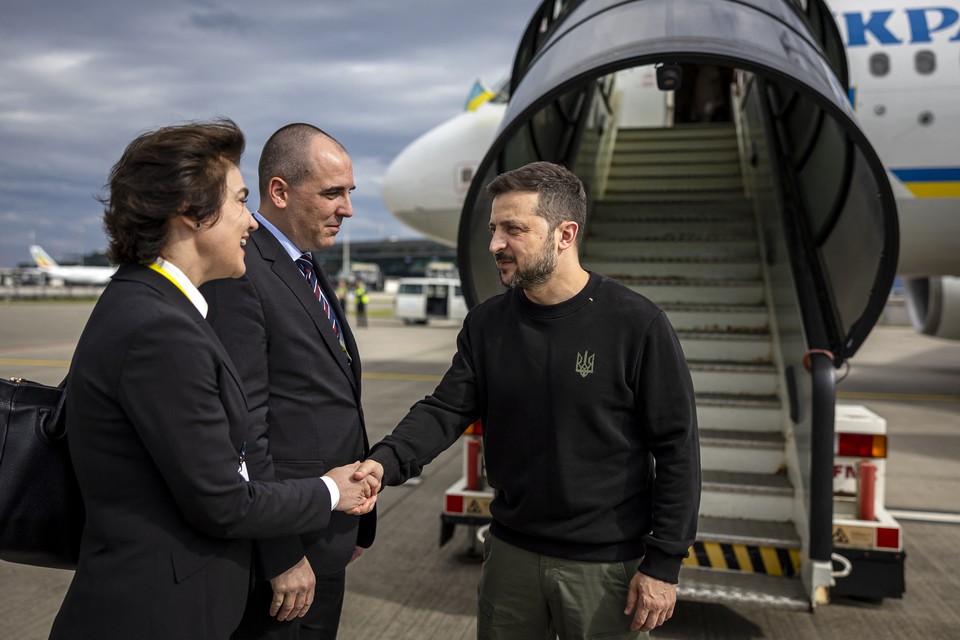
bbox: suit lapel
[252,229,357,388]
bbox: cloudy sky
[0,0,539,267]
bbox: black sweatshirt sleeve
[369,321,481,485]
[635,311,701,584]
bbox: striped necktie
[296,254,348,356]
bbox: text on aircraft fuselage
[838,6,960,46]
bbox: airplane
[381,0,960,341]
[29,245,117,286]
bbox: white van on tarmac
[394,277,467,325]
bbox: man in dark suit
[203,123,374,640]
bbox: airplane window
[869,53,890,77]
[459,166,474,186]
[915,51,936,75]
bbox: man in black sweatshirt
[355,161,699,639]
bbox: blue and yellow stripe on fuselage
[890,167,960,198]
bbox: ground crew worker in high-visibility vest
[354,281,369,327]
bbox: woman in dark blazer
[49,119,377,640]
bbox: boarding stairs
[581,123,809,609]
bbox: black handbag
[0,376,84,569]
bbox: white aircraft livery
[29,244,117,286]
[381,0,960,340]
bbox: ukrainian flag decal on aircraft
[890,167,960,197]
[464,80,496,111]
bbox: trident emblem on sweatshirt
[576,351,595,378]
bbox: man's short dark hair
[103,118,245,265]
[486,161,587,241]
[258,123,346,198]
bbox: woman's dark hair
[102,118,245,264]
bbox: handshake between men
[325,461,380,515]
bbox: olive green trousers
[477,533,650,640]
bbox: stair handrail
[764,81,846,356]
[756,74,839,573]
[807,349,837,567]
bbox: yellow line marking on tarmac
[0,358,72,367]
[838,390,960,403]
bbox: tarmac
[1,297,959,639]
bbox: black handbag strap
[44,377,68,441]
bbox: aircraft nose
[381,104,505,246]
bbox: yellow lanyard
[145,261,188,298]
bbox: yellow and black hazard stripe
[683,542,801,577]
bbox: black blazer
[51,265,337,640]
[203,226,375,580]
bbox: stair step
[606,176,745,192]
[689,361,779,395]
[699,428,783,450]
[614,137,738,153]
[700,469,794,522]
[587,221,757,238]
[676,331,772,363]
[696,516,799,548]
[602,190,747,203]
[584,239,758,260]
[588,222,756,235]
[696,394,783,432]
[613,148,742,165]
[586,229,756,242]
[608,163,742,179]
[702,469,793,496]
[699,428,785,473]
[591,201,754,218]
[687,515,802,577]
[605,182,745,195]
[617,124,737,141]
[700,470,794,521]
[678,567,809,610]
[584,258,761,280]
[662,304,769,332]
[618,277,766,306]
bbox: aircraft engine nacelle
[905,276,960,340]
